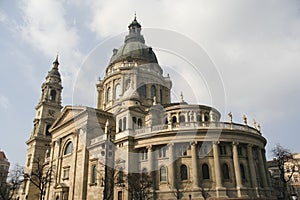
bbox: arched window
[180,115,185,123]
[222,163,230,180]
[56,196,59,200]
[202,164,210,179]
[180,164,188,180]
[197,114,201,122]
[151,85,156,98]
[204,114,209,122]
[123,117,126,130]
[137,118,142,129]
[118,167,124,183]
[172,116,177,123]
[50,90,56,101]
[118,119,122,132]
[141,168,148,181]
[240,164,246,180]
[106,87,112,102]
[45,124,51,136]
[160,166,167,182]
[64,141,73,155]
[132,117,137,129]
[115,84,121,99]
[91,165,97,184]
[137,84,146,98]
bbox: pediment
[50,106,86,130]
[115,106,146,115]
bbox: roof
[108,17,158,66]
[0,151,7,160]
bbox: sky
[1,0,300,166]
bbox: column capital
[191,141,197,146]
[232,141,239,146]
[247,143,253,148]
[147,145,153,150]
[213,140,220,145]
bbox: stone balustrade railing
[133,122,260,137]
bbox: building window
[151,85,156,98]
[219,145,227,155]
[123,117,127,130]
[45,124,51,136]
[140,149,148,160]
[202,164,210,179]
[64,141,73,155]
[199,145,208,157]
[118,119,122,132]
[132,117,137,129]
[238,146,243,156]
[137,118,142,129]
[196,114,201,122]
[115,84,121,99]
[204,114,209,122]
[106,87,112,102]
[177,144,188,156]
[180,164,188,180]
[118,168,124,183]
[138,84,146,98]
[158,147,167,158]
[118,191,123,200]
[50,90,56,101]
[141,168,148,181]
[172,116,177,123]
[160,166,167,182]
[240,164,246,180]
[91,165,97,184]
[63,167,70,179]
[180,115,185,123]
[222,163,230,180]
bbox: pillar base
[237,186,249,198]
[216,187,227,198]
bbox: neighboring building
[21,16,275,200]
[268,153,300,199]
[0,151,10,195]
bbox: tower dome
[109,15,158,66]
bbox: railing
[133,122,260,137]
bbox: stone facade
[21,17,275,200]
[0,151,10,189]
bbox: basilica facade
[21,17,274,200]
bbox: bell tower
[23,56,63,199]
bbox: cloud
[19,0,83,92]
[0,94,10,110]
[81,0,300,141]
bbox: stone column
[213,141,227,197]
[247,144,259,196]
[232,142,243,197]
[213,142,222,188]
[191,142,199,188]
[169,143,175,188]
[148,145,156,190]
[257,148,268,188]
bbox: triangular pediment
[50,106,86,130]
[115,106,146,115]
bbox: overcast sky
[1,0,300,166]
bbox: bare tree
[125,172,153,200]
[0,164,23,200]
[272,144,297,199]
[23,157,55,200]
[168,171,192,200]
